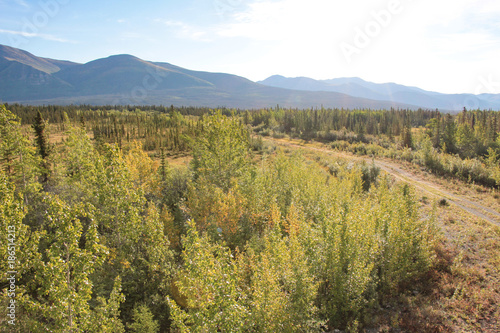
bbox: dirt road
[269,139,500,227]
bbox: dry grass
[164,153,192,169]
[396,192,500,332]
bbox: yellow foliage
[161,207,180,249]
[267,202,282,230]
[284,203,301,237]
[120,259,131,269]
[186,179,246,246]
[170,278,189,309]
[124,141,160,195]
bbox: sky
[1,0,500,94]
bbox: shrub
[438,198,449,207]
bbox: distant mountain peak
[102,54,141,61]
[265,74,286,79]
[83,54,144,66]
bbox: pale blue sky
[1,0,500,94]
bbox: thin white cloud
[157,19,211,42]
[212,0,371,79]
[217,0,346,41]
[14,0,29,9]
[413,0,500,63]
[433,32,498,53]
[0,28,74,43]
[120,32,157,43]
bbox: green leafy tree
[486,147,500,186]
[168,220,249,332]
[0,171,40,332]
[374,180,434,295]
[23,195,111,332]
[128,304,159,333]
[192,111,250,191]
[245,224,319,332]
[0,105,39,191]
[57,127,173,329]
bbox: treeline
[5,103,239,126]
[249,107,500,188]
[425,109,499,157]
[7,104,499,187]
[6,104,444,153]
[7,104,246,153]
[244,107,439,139]
[0,105,436,332]
[9,105,200,153]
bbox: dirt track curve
[269,139,500,227]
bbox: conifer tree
[32,111,49,160]
[160,147,168,182]
[32,111,50,182]
[456,123,477,158]
[401,122,413,148]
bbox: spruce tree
[32,111,50,182]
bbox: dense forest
[0,104,498,331]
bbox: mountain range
[1,44,498,111]
[258,75,500,111]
